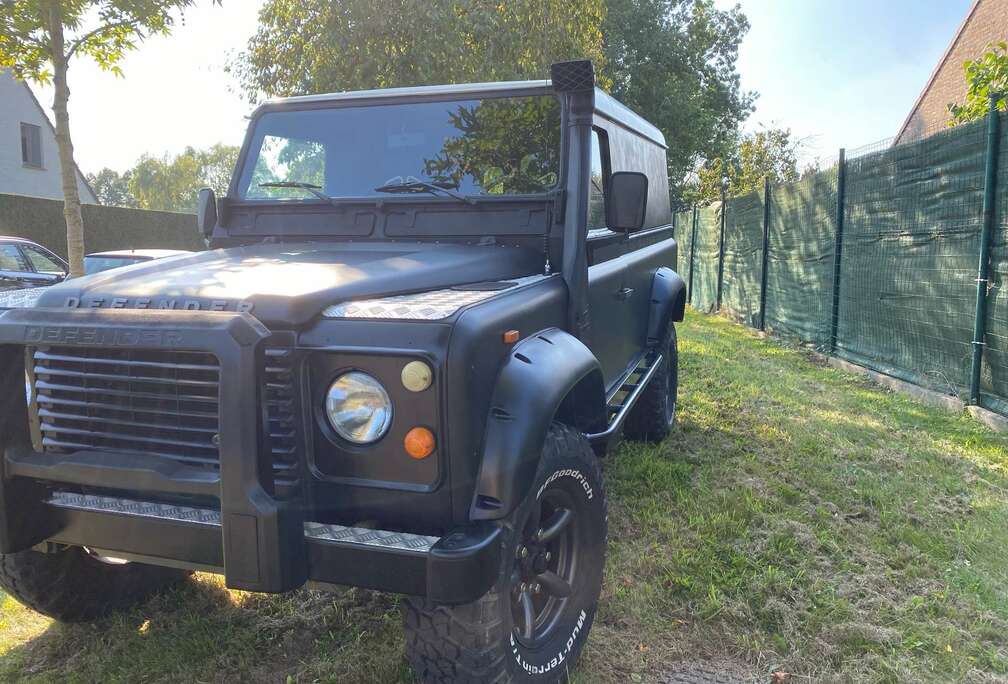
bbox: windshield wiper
[258,181,341,206]
[374,177,475,204]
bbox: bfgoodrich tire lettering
[404,423,607,683]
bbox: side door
[0,243,39,290]
[585,128,643,389]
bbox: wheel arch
[646,267,686,346]
[469,328,606,521]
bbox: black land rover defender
[0,61,684,683]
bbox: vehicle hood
[36,241,543,326]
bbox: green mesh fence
[691,203,722,313]
[683,109,1008,415]
[721,191,765,328]
[763,169,838,348]
[981,112,1008,414]
[837,120,988,396]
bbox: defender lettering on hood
[63,296,255,313]
[32,241,541,326]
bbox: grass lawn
[1,310,1006,683]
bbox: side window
[587,129,609,230]
[0,245,30,273]
[22,245,65,274]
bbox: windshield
[84,256,148,274]
[236,95,561,200]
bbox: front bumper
[0,308,500,604]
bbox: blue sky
[723,0,973,163]
[29,0,974,174]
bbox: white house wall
[0,71,97,204]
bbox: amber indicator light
[404,427,436,459]
[503,330,520,344]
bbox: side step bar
[585,350,663,445]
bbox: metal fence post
[687,205,698,304]
[969,94,1003,406]
[829,148,847,353]
[716,187,727,311]
[758,176,772,330]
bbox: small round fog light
[401,360,433,392]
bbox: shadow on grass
[1,574,410,683]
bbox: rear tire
[0,546,190,622]
[404,423,607,683]
[623,324,678,443]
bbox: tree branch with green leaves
[947,41,1008,127]
[0,0,215,275]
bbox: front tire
[404,423,607,683]
[0,546,190,622]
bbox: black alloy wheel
[510,487,579,645]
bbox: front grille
[262,345,299,484]
[32,347,221,469]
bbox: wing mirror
[196,188,218,239]
[606,172,649,233]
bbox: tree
[127,144,238,212]
[604,0,754,203]
[947,41,1008,126]
[692,126,800,203]
[0,1,208,276]
[231,0,606,101]
[87,167,137,207]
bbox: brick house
[894,0,1007,144]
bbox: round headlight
[325,371,393,444]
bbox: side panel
[445,277,569,524]
[586,256,633,385]
[587,233,678,388]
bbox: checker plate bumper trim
[43,491,500,603]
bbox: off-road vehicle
[0,61,684,683]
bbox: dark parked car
[0,236,68,291]
[0,61,685,683]
[84,249,193,275]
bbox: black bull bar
[0,308,501,603]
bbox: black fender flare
[469,328,606,521]
[646,267,686,346]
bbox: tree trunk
[47,7,86,277]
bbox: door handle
[616,286,634,301]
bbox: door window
[587,129,609,230]
[0,245,30,272]
[22,245,65,274]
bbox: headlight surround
[324,371,393,444]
